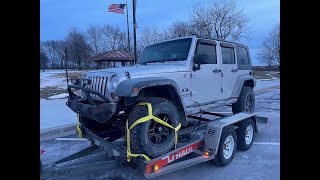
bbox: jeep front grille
[87,76,108,98]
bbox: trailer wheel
[236,119,255,151]
[127,97,179,158]
[232,86,255,114]
[214,128,237,166]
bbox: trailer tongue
[40,112,270,179]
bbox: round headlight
[109,75,119,90]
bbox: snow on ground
[40,69,87,89]
[40,79,280,130]
[48,93,69,99]
[254,79,280,91]
[40,70,68,89]
[40,98,76,129]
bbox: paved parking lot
[40,88,280,180]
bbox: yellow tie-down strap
[126,102,181,162]
[76,113,82,138]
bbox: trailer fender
[204,112,257,155]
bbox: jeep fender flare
[115,77,188,126]
[231,75,256,98]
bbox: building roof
[88,50,135,62]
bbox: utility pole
[125,1,130,53]
[64,47,69,84]
[132,0,137,63]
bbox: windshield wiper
[140,58,184,65]
[159,58,184,63]
[140,60,157,65]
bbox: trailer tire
[232,86,255,113]
[236,119,255,151]
[214,128,237,166]
[127,97,179,158]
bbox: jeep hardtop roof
[148,35,248,49]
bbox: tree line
[40,25,128,70]
[40,0,279,70]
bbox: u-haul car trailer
[40,111,270,179]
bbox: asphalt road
[40,87,280,180]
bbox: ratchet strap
[126,102,181,162]
[76,113,82,138]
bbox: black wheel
[236,119,255,151]
[127,97,180,158]
[214,128,237,166]
[232,86,255,114]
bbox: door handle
[213,69,221,73]
[231,68,238,72]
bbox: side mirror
[193,63,200,71]
[193,54,208,71]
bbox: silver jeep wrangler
[67,35,255,158]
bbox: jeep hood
[87,63,189,77]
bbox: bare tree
[65,27,92,69]
[40,43,48,70]
[139,26,164,47]
[56,40,67,68]
[189,0,249,41]
[258,24,280,68]
[101,25,127,51]
[86,24,103,55]
[42,40,59,68]
[166,21,194,39]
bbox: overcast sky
[40,0,280,65]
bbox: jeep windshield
[138,38,192,65]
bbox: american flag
[108,4,126,14]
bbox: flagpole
[125,1,130,53]
[132,0,137,63]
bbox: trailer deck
[40,111,270,179]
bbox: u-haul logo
[161,146,193,163]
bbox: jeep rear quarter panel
[232,45,255,97]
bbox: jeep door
[219,42,238,99]
[190,40,222,104]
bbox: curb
[40,85,280,142]
[40,123,77,142]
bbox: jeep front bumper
[66,85,117,123]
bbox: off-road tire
[232,86,255,114]
[127,97,179,158]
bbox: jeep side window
[236,47,250,65]
[221,47,235,64]
[195,43,217,64]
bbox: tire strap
[76,113,82,138]
[126,102,181,162]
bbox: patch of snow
[265,73,279,79]
[40,70,68,89]
[40,69,87,89]
[254,79,279,91]
[40,98,77,129]
[259,79,275,81]
[48,93,69,99]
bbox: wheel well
[136,85,187,127]
[243,79,254,88]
